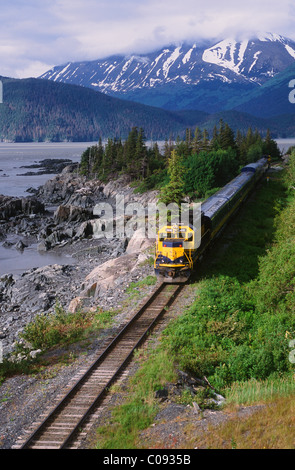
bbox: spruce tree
[124,127,138,177]
[211,125,219,149]
[219,123,236,150]
[263,129,281,159]
[80,147,91,176]
[159,149,185,206]
[202,129,210,150]
[192,126,202,154]
[135,127,147,178]
[92,139,104,176]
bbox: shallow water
[276,138,295,154]
[0,141,96,197]
[0,242,75,277]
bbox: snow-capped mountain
[202,33,295,82]
[40,33,295,112]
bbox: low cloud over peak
[1,0,294,78]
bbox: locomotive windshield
[163,240,183,248]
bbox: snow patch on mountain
[249,51,262,73]
[53,62,72,81]
[202,39,250,76]
[285,44,295,59]
[162,47,181,78]
[182,44,196,64]
[257,32,285,42]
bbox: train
[154,157,269,282]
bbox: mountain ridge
[39,33,295,113]
[0,76,190,141]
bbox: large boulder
[80,253,138,298]
[35,173,87,204]
[21,197,44,216]
[0,195,44,220]
[0,196,22,220]
[54,204,93,223]
[126,228,155,255]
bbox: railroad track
[15,281,182,449]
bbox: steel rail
[19,281,182,449]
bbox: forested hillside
[0,77,187,141]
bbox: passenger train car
[154,158,268,282]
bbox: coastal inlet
[0,163,157,359]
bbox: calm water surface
[276,138,295,153]
[0,239,75,277]
[0,142,96,197]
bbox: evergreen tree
[159,149,185,206]
[245,127,255,148]
[135,127,147,178]
[192,126,202,154]
[211,125,219,149]
[219,122,236,150]
[148,142,164,174]
[80,147,91,176]
[163,136,174,163]
[236,129,243,147]
[92,139,104,176]
[219,119,225,138]
[263,129,281,159]
[124,127,138,176]
[202,129,210,151]
[114,137,124,171]
[185,128,192,154]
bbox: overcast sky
[1,0,295,79]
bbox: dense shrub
[183,148,239,198]
[20,303,116,350]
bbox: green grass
[0,276,157,385]
[224,372,295,406]
[161,168,295,394]
[126,275,157,294]
[96,348,176,449]
[123,275,158,305]
[199,176,288,283]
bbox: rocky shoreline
[0,163,158,359]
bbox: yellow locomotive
[154,223,196,281]
[154,158,268,282]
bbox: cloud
[0,0,294,78]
